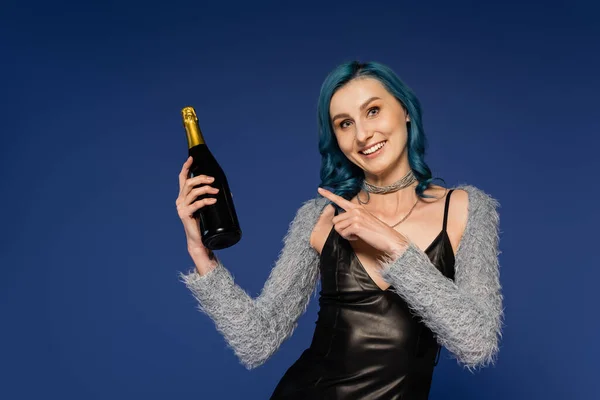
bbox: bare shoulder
[451,184,501,214]
[448,188,469,236]
[420,184,448,203]
[309,203,335,254]
[448,184,502,248]
[420,185,469,255]
[420,184,469,228]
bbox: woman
[176,61,504,399]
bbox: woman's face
[329,77,410,180]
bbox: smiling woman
[177,60,503,400]
[331,87,410,166]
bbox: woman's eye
[340,120,351,129]
[367,106,380,116]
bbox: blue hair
[316,61,444,206]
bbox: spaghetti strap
[442,189,455,232]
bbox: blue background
[1,0,598,398]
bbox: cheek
[335,133,352,150]
[381,119,409,142]
[379,115,406,133]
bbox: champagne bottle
[181,106,242,250]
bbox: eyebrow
[331,96,381,123]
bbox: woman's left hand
[317,187,410,259]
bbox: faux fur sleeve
[178,197,329,370]
[379,184,504,372]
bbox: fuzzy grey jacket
[179,184,504,373]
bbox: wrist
[188,247,218,276]
[387,237,409,260]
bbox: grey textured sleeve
[178,197,329,370]
[379,184,504,372]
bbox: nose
[354,121,374,144]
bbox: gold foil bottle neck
[181,106,205,148]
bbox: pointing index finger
[317,187,356,211]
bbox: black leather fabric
[270,190,456,400]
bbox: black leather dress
[270,190,456,400]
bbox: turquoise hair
[316,61,443,206]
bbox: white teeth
[361,141,386,154]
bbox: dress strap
[433,188,455,369]
[442,189,455,232]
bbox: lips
[359,140,387,155]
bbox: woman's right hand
[175,156,220,257]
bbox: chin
[359,154,401,176]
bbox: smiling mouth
[359,140,387,155]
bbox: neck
[359,162,420,218]
[363,165,411,187]
[362,152,413,186]
[358,181,419,215]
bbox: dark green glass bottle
[181,106,242,250]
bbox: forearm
[180,261,285,369]
[380,242,502,369]
[179,196,328,369]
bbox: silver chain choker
[357,169,417,206]
[362,169,417,194]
